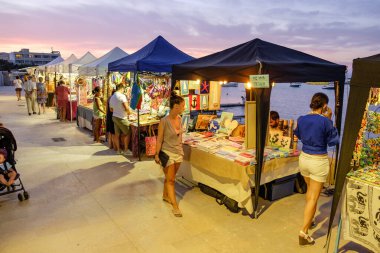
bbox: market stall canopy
[326,53,380,245]
[70,52,97,73]
[108,35,194,73]
[172,38,346,83]
[38,56,64,71]
[172,38,346,218]
[78,47,128,76]
[56,54,78,73]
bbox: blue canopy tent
[108,35,194,73]
[108,35,194,160]
[172,38,346,218]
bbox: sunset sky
[1,0,379,72]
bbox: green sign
[249,74,269,88]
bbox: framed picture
[200,95,209,110]
[190,95,200,111]
[208,81,221,110]
[181,114,190,133]
[195,114,217,130]
[200,80,210,94]
[220,112,234,128]
[183,96,190,114]
[180,80,189,95]
[189,80,200,90]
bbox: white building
[8,49,60,66]
[0,52,10,61]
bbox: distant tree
[0,59,33,71]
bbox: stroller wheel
[23,191,29,200]
[18,193,24,201]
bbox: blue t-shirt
[294,114,339,155]
[0,161,12,172]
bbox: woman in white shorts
[294,92,339,246]
[155,91,185,217]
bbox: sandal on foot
[299,231,315,246]
[162,197,172,204]
[172,209,183,217]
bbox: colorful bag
[145,126,157,156]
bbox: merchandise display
[351,88,380,169]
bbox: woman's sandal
[162,196,172,204]
[172,208,183,217]
[299,231,315,246]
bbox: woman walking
[13,76,23,101]
[155,91,185,217]
[36,77,47,114]
[294,92,339,246]
[92,87,106,143]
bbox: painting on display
[200,95,209,110]
[188,80,200,90]
[189,95,200,111]
[180,80,189,95]
[195,114,217,130]
[208,81,221,110]
[200,80,210,94]
[181,114,190,133]
[183,96,190,114]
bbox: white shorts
[162,149,183,168]
[299,152,330,183]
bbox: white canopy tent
[78,47,128,77]
[69,52,97,73]
[57,54,78,73]
[38,56,64,72]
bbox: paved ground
[0,86,370,253]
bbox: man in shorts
[109,84,133,155]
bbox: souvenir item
[200,95,209,110]
[195,115,217,130]
[208,81,221,110]
[220,112,234,128]
[189,95,200,111]
[181,115,190,133]
[189,80,200,90]
[145,126,157,156]
[208,119,220,133]
[200,80,210,94]
[183,96,190,114]
[218,118,239,135]
[180,80,189,95]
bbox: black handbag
[158,150,169,168]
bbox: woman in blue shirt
[294,92,339,246]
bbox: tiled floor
[0,86,371,253]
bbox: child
[0,149,18,189]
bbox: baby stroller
[0,126,29,201]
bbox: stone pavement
[0,86,370,253]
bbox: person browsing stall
[109,84,133,155]
[55,80,70,122]
[294,92,338,246]
[269,111,280,130]
[155,91,185,217]
[92,87,106,143]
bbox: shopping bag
[145,125,156,156]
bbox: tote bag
[145,125,157,156]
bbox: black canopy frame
[326,54,380,250]
[172,38,346,218]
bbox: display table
[178,145,299,214]
[66,100,77,121]
[130,116,160,158]
[342,168,380,253]
[77,105,93,130]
